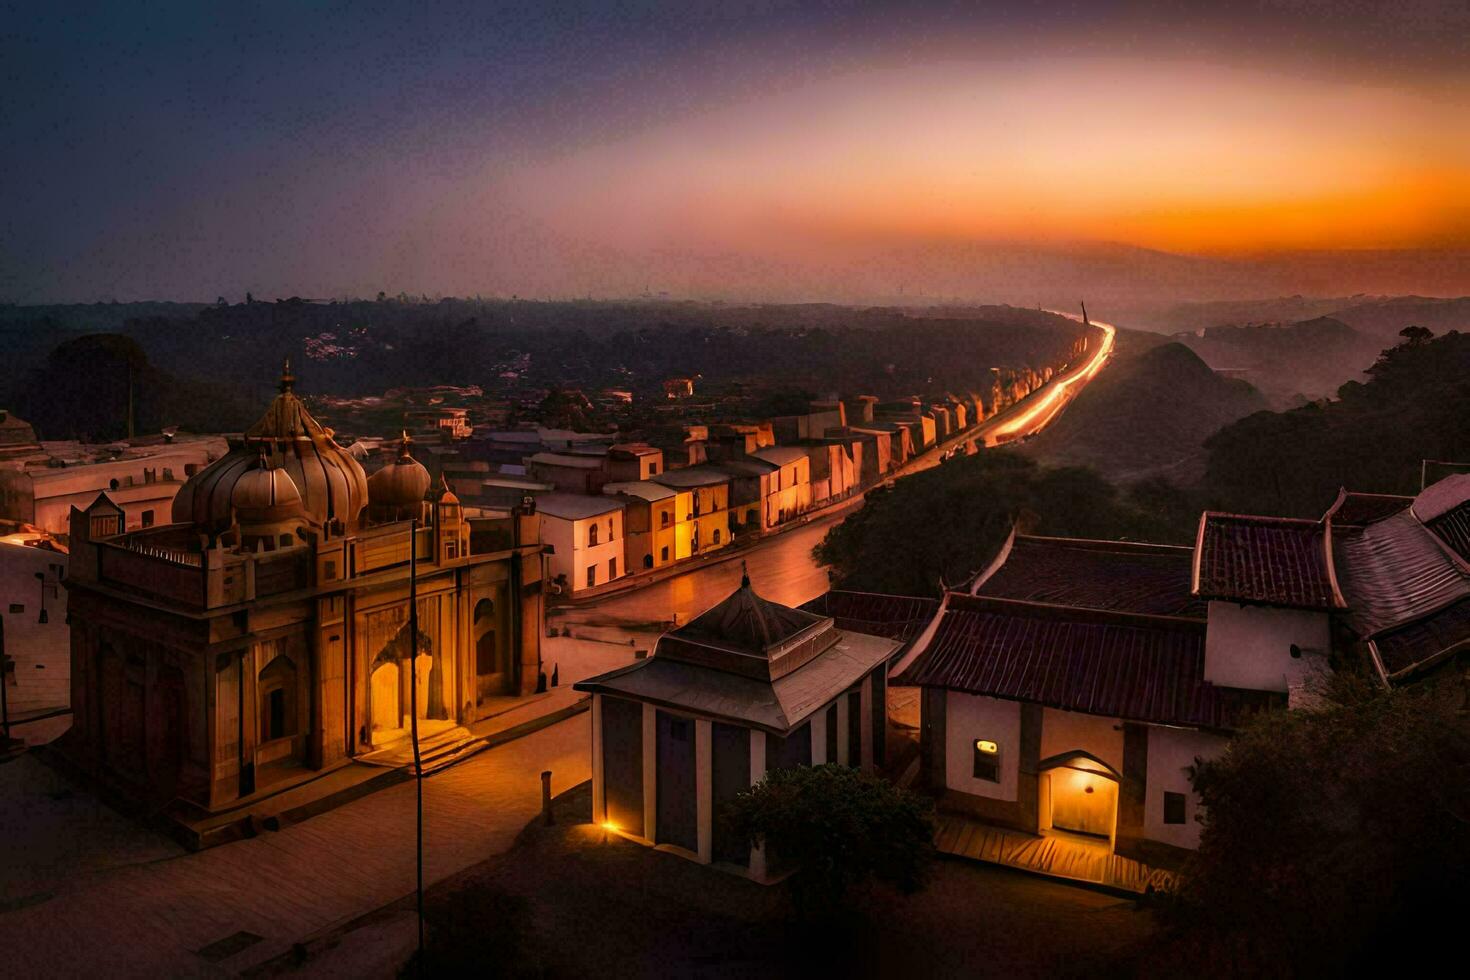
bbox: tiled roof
[799,591,940,643]
[1323,489,1414,527]
[1372,596,1470,680]
[1192,513,1342,610]
[893,594,1277,730]
[978,536,1204,619]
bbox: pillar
[748,730,767,880]
[860,674,874,771]
[695,719,712,863]
[642,704,657,844]
[811,708,827,764]
[591,694,605,824]
[836,695,850,767]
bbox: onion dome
[172,358,369,531]
[368,432,432,508]
[231,451,304,524]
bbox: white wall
[1204,601,1329,693]
[541,509,626,593]
[0,542,70,714]
[944,692,1020,801]
[1040,708,1124,773]
[1144,726,1229,850]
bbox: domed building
[171,360,369,537]
[60,362,547,822]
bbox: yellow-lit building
[653,466,732,554]
[604,480,692,571]
[59,368,545,814]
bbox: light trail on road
[987,312,1116,439]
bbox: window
[266,688,287,741]
[607,518,614,540]
[649,462,659,475]
[141,509,155,527]
[660,546,669,562]
[323,561,337,580]
[661,510,671,527]
[588,523,598,546]
[972,739,1000,782]
[712,529,721,544]
[1163,791,1187,825]
[609,557,618,578]
[8,604,22,614]
[586,565,597,588]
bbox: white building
[535,493,626,593]
[0,435,227,534]
[1,531,70,720]
[574,573,899,877]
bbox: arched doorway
[1039,751,1119,845]
[371,661,401,736]
[474,597,511,705]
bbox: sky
[3,1,1468,304]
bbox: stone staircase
[356,721,488,775]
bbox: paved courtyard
[0,714,590,976]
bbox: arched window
[588,523,599,546]
[259,655,298,742]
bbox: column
[642,704,657,844]
[590,694,605,824]
[748,730,767,880]
[695,719,712,864]
[836,695,850,767]
[811,708,827,764]
[860,674,874,771]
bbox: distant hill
[1021,336,1266,484]
[1328,296,1470,338]
[1172,316,1384,407]
[1201,330,1470,518]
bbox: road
[558,311,1116,630]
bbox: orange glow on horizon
[507,59,1470,256]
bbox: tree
[814,450,1190,596]
[1155,673,1470,975]
[1398,324,1433,346]
[722,764,935,916]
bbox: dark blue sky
[3,1,1466,302]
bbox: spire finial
[397,429,414,461]
[279,356,296,393]
[740,560,750,589]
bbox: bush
[722,764,935,916]
[1156,673,1470,975]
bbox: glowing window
[973,738,1000,782]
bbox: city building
[574,572,900,877]
[0,434,228,534]
[536,493,626,593]
[0,410,42,459]
[652,466,732,555]
[527,451,608,494]
[58,365,545,812]
[603,480,691,571]
[748,446,812,527]
[0,528,70,718]
[606,444,664,481]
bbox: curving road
[557,312,1116,629]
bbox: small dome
[368,432,431,508]
[232,459,304,523]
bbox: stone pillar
[748,730,767,880]
[695,719,712,864]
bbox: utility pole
[1,616,11,743]
[409,518,425,965]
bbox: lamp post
[408,518,425,965]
